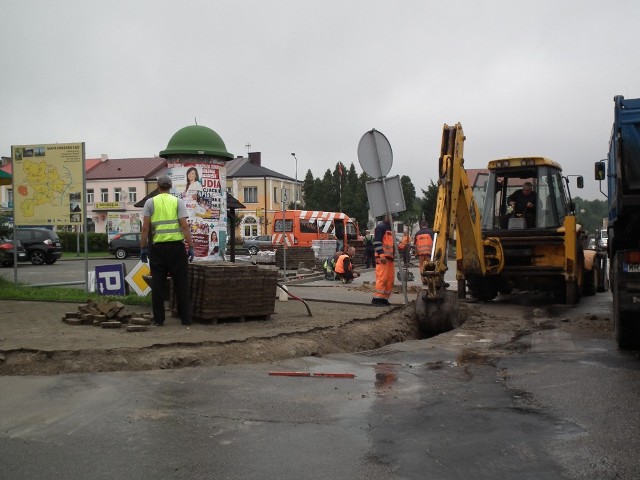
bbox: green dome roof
[160,125,234,158]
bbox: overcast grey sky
[2,0,639,200]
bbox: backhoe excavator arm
[415,123,503,335]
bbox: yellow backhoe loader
[416,123,598,335]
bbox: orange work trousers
[373,257,395,300]
[418,255,430,284]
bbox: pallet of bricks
[274,245,315,270]
[171,262,278,323]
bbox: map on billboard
[11,143,85,226]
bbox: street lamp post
[291,153,298,211]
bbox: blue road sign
[95,264,127,296]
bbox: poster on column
[107,212,141,240]
[167,162,227,261]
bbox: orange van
[272,210,361,251]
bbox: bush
[57,231,108,253]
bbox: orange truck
[272,210,361,251]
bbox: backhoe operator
[507,181,537,228]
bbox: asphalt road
[1,292,639,479]
[0,255,141,288]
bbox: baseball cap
[157,175,172,188]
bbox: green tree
[301,169,321,208]
[574,197,608,237]
[397,175,420,233]
[418,180,439,226]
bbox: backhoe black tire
[582,263,598,297]
[565,280,581,305]
[565,243,585,304]
[467,276,498,302]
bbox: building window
[243,217,258,237]
[114,187,122,202]
[128,187,137,203]
[100,188,108,202]
[87,189,94,204]
[243,186,258,204]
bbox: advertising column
[166,161,227,260]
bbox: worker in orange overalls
[334,246,360,283]
[398,227,412,267]
[371,214,395,306]
[414,220,434,285]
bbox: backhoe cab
[416,123,590,336]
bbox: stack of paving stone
[62,300,152,332]
[274,246,315,270]
[181,262,278,323]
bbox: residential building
[86,156,166,233]
[226,152,301,238]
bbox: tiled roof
[226,157,294,181]
[86,157,167,180]
[85,158,102,171]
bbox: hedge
[57,232,109,253]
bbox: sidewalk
[286,263,425,305]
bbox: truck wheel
[596,255,608,292]
[613,253,640,349]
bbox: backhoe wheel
[565,242,585,304]
[467,276,498,301]
[582,261,598,297]
[415,290,459,337]
[565,280,580,305]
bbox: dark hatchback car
[108,232,141,259]
[243,235,274,255]
[14,228,63,265]
[0,239,28,267]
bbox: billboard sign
[11,143,85,226]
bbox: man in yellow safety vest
[141,175,195,326]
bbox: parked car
[243,235,274,255]
[108,232,141,259]
[0,239,28,267]
[14,228,63,265]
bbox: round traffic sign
[357,129,393,179]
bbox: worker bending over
[335,246,360,284]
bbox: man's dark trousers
[149,241,191,325]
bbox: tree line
[296,162,607,238]
[299,162,436,232]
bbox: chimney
[100,154,108,162]
[248,152,261,166]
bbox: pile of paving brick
[182,262,278,323]
[274,246,316,270]
[62,300,152,332]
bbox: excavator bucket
[415,290,460,336]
